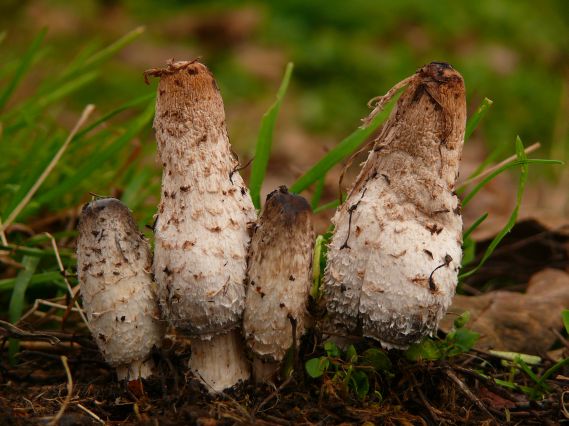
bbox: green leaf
[249,62,294,209]
[453,311,471,329]
[0,29,47,111]
[361,348,392,372]
[447,328,480,354]
[324,341,341,358]
[464,97,493,142]
[289,91,401,194]
[405,339,442,361]
[350,370,370,399]
[345,345,357,363]
[305,357,330,378]
[562,309,569,334]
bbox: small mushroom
[77,198,164,380]
[323,62,467,349]
[243,186,314,382]
[148,60,256,392]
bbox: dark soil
[1,324,567,425]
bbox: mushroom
[243,186,314,382]
[148,60,256,392]
[323,62,467,349]
[77,198,164,380]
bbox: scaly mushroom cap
[77,198,163,379]
[323,62,467,349]
[243,186,314,362]
[151,60,256,337]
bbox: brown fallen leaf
[441,268,569,354]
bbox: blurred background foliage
[0,0,568,229]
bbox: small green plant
[305,341,392,399]
[404,311,480,361]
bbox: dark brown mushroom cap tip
[79,198,136,232]
[264,186,311,226]
[418,61,464,84]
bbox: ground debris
[1,328,567,425]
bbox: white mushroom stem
[148,60,256,391]
[243,186,314,382]
[323,62,467,349]
[77,198,164,380]
[189,330,250,393]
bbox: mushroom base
[252,357,279,383]
[115,357,156,381]
[189,329,250,393]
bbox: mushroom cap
[243,187,314,361]
[77,198,163,373]
[323,62,466,348]
[151,61,256,338]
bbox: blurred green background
[1,0,568,229]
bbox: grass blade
[463,212,488,241]
[290,91,401,194]
[562,309,569,334]
[8,255,40,362]
[72,92,155,144]
[1,105,95,232]
[0,29,47,111]
[59,26,145,82]
[461,158,561,208]
[32,102,154,210]
[249,62,293,209]
[311,177,326,210]
[459,137,529,280]
[0,271,66,292]
[464,97,493,142]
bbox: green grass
[249,62,294,209]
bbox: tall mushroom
[147,60,256,392]
[77,198,164,380]
[323,62,466,349]
[243,186,314,382]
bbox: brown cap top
[148,60,225,136]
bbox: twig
[412,373,443,424]
[253,374,294,416]
[45,232,91,332]
[77,404,105,424]
[18,299,86,325]
[562,391,569,419]
[445,368,495,422]
[1,104,95,233]
[0,217,8,245]
[0,319,60,344]
[458,142,540,188]
[48,355,73,426]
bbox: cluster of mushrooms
[77,60,466,393]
